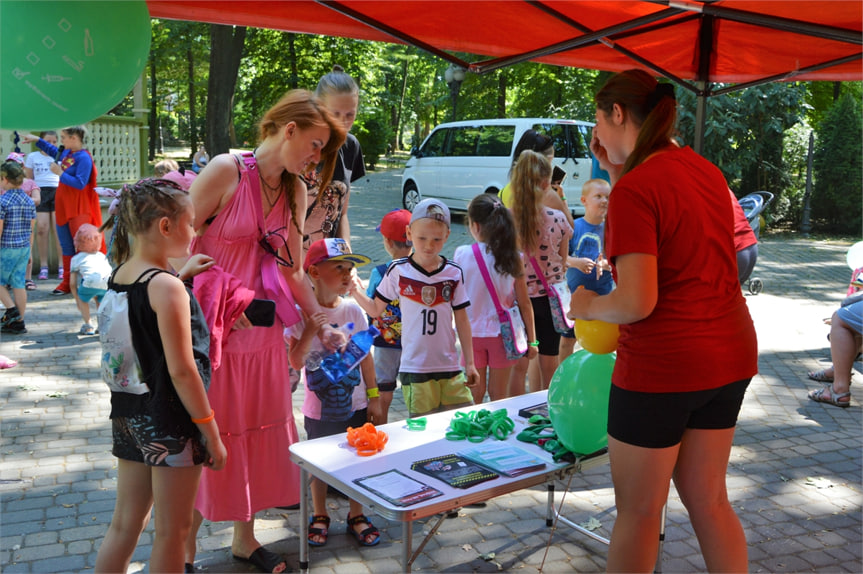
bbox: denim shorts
[0,246,30,289]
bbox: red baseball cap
[376,209,411,243]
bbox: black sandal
[346,513,381,546]
[308,514,330,546]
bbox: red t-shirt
[606,146,757,393]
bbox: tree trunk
[187,41,197,157]
[395,58,409,150]
[206,24,247,156]
[288,33,299,90]
[148,53,157,161]
[497,71,507,118]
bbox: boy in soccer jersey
[350,199,479,417]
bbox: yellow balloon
[574,319,620,355]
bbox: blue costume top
[566,218,614,295]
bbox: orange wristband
[191,409,215,424]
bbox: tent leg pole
[694,82,707,155]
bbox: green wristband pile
[445,408,515,442]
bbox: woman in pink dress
[183,90,346,574]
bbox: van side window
[446,126,481,157]
[569,125,588,158]
[421,128,449,157]
[539,123,567,158]
[477,125,515,157]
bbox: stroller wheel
[749,278,763,295]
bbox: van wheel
[403,182,421,211]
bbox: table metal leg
[299,468,309,571]
[401,520,412,573]
[546,484,555,526]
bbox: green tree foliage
[677,83,807,224]
[812,92,863,234]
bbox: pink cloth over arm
[192,265,256,371]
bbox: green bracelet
[529,340,540,347]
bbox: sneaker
[2,319,27,334]
[52,286,70,296]
[38,268,49,280]
[58,267,64,281]
[1,308,20,327]
[79,323,96,336]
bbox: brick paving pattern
[1,169,860,573]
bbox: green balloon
[0,1,150,130]
[547,349,615,455]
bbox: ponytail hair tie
[647,82,676,112]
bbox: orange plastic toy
[346,422,388,456]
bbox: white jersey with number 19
[374,255,469,374]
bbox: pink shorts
[468,336,517,370]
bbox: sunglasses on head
[259,227,295,267]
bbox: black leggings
[530,296,561,356]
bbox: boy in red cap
[285,237,383,548]
[363,209,412,423]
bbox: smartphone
[552,165,567,186]
[244,299,276,327]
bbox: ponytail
[467,194,523,278]
[595,69,676,175]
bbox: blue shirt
[0,189,36,248]
[367,262,402,349]
[566,217,614,295]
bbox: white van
[401,118,596,216]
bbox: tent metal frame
[316,0,862,152]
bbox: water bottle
[304,323,354,373]
[320,323,380,383]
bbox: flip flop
[0,355,18,369]
[232,546,287,573]
[807,369,834,383]
[25,279,37,291]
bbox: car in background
[401,118,597,216]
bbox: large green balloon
[547,349,615,455]
[0,1,150,130]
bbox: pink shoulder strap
[472,243,507,321]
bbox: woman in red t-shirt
[571,69,757,573]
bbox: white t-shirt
[285,301,369,420]
[70,251,111,290]
[24,151,60,188]
[453,242,518,338]
[374,255,469,374]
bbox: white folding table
[289,390,610,572]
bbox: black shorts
[304,408,367,440]
[36,186,56,213]
[530,296,561,355]
[607,379,751,448]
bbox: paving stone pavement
[1,168,860,573]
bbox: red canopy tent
[147,0,862,148]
